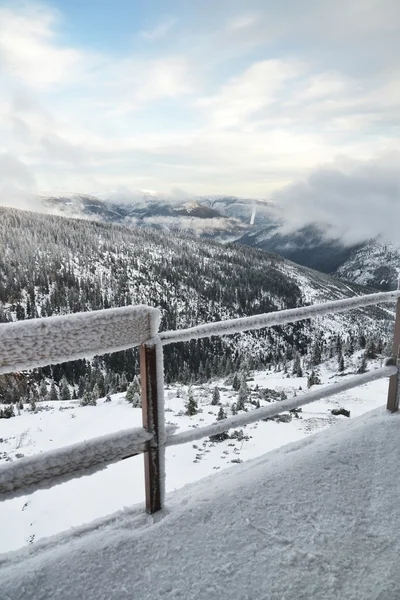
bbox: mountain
[36,193,400,290]
[0,204,395,402]
[335,240,400,290]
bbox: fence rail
[1,291,400,514]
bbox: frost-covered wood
[140,336,166,513]
[0,427,153,500]
[166,365,398,447]
[0,305,160,375]
[161,291,400,345]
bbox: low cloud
[273,153,400,244]
[0,153,39,211]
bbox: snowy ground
[0,355,390,554]
[2,406,399,600]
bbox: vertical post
[140,341,164,513]
[387,298,400,412]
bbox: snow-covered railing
[0,427,153,500]
[0,292,399,516]
[166,365,397,447]
[0,305,160,375]
[160,290,400,345]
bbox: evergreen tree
[80,391,96,406]
[185,388,198,416]
[217,406,227,420]
[78,376,86,399]
[39,380,48,400]
[338,354,345,373]
[311,342,322,366]
[292,354,303,377]
[358,333,366,349]
[307,370,321,388]
[125,383,135,403]
[236,375,248,411]
[92,383,100,400]
[48,380,59,401]
[232,372,240,391]
[60,376,71,401]
[211,386,221,405]
[365,340,377,359]
[357,354,368,374]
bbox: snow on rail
[0,427,153,500]
[160,290,400,345]
[0,305,160,375]
[166,365,397,447]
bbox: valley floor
[0,356,390,554]
[1,406,399,600]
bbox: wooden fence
[1,291,400,515]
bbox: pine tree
[60,376,71,401]
[311,342,322,366]
[307,370,321,388]
[232,372,240,391]
[365,340,377,359]
[211,386,221,405]
[185,388,198,416]
[217,406,227,420]
[125,383,135,403]
[357,354,368,374]
[338,354,345,373]
[236,375,248,411]
[292,354,303,377]
[80,391,96,406]
[131,391,141,408]
[39,380,48,400]
[48,380,59,401]
[92,383,100,400]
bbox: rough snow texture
[161,290,400,344]
[0,305,160,375]
[167,365,397,446]
[0,427,153,500]
[1,407,400,600]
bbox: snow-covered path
[1,407,399,600]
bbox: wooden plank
[387,299,400,412]
[0,305,160,375]
[140,342,162,514]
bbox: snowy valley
[0,350,392,554]
[0,205,398,556]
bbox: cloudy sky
[0,0,399,223]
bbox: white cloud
[0,6,86,89]
[0,0,399,206]
[139,18,176,41]
[273,153,400,243]
[197,59,305,129]
[0,153,39,210]
[226,14,258,32]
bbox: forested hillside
[0,206,394,407]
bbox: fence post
[140,340,164,513]
[387,297,400,413]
